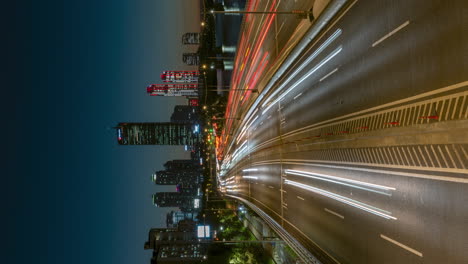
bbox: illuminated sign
[194,198,200,208]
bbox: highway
[217,0,468,263]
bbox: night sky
[4,0,200,263]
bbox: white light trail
[262,46,343,115]
[242,168,259,172]
[262,28,342,108]
[242,176,258,179]
[285,169,395,196]
[284,179,397,220]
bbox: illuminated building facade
[144,228,208,264]
[146,84,198,97]
[161,71,199,83]
[166,211,198,228]
[152,170,202,185]
[115,122,201,145]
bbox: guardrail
[225,194,322,264]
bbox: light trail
[284,179,397,220]
[262,28,342,108]
[285,169,396,196]
[262,46,343,115]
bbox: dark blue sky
[4,0,200,263]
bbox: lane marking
[324,208,344,219]
[276,21,285,37]
[269,185,275,189]
[372,20,410,47]
[320,67,338,82]
[380,234,423,257]
[296,196,305,201]
[293,92,303,100]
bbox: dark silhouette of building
[170,105,199,124]
[115,122,201,145]
[163,159,200,171]
[153,192,200,212]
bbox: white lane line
[324,208,344,219]
[320,67,338,82]
[280,189,287,193]
[372,20,410,47]
[380,234,423,257]
[268,185,275,189]
[276,21,285,37]
[296,196,305,201]
[293,92,303,100]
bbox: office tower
[153,192,200,212]
[152,170,202,185]
[166,211,198,228]
[144,228,208,264]
[115,122,201,145]
[181,33,200,45]
[163,159,200,171]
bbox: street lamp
[208,9,314,21]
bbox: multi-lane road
[217,0,468,263]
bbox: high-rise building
[170,105,199,124]
[153,192,200,212]
[166,210,198,228]
[144,228,208,264]
[115,122,201,145]
[147,84,198,97]
[181,33,200,45]
[161,71,199,83]
[163,159,200,171]
[182,53,200,66]
[152,170,202,185]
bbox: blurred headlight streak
[285,169,395,196]
[242,176,259,179]
[262,46,343,115]
[284,179,397,220]
[262,28,343,108]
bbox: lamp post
[207,9,314,20]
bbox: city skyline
[4,0,201,264]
